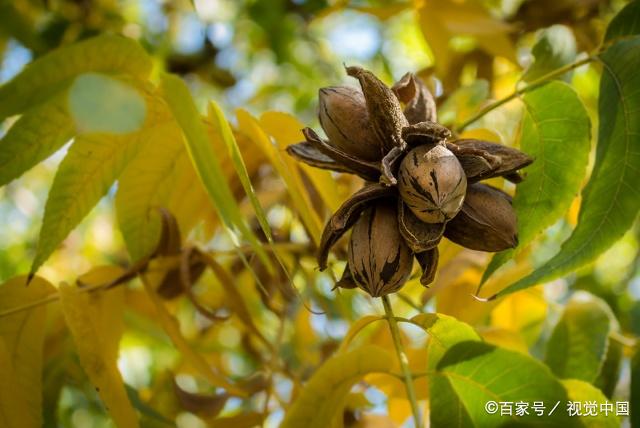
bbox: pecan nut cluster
[287,66,533,297]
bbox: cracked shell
[398,144,467,224]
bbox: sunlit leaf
[116,121,204,260]
[260,111,341,213]
[522,25,577,82]
[0,275,54,428]
[545,292,616,383]
[417,0,516,73]
[479,328,529,354]
[430,341,577,427]
[562,379,619,428]
[159,73,271,268]
[0,34,152,120]
[68,73,146,134]
[483,81,590,283]
[258,111,328,240]
[140,268,247,397]
[410,313,480,369]
[490,288,547,346]
[495,36,640,298]
[351,3,411,20]
[0,95,73,187]
[281,345,393,428]
[31,131,143,274]
[237,109,322,244]
[59,266,139,428]
[207,101,272,242]
[338,315,385,352]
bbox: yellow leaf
[236,109,322,244]
[292,309,321,366]
[352,3,411,20]
[260,111,328,236]
[160,73,271,268]
[0,34,152,120]
[458,128,501,142]
[338,315,385,353]
[0,341,35,428]
[59,266,139,428]
[562,379,619,427]
[281,345,393,428]
[416,0,516,73]
[116,120,210,260]
[490,287,547,345]
[479,327,530,354]
[31,79,166,273]
[209,412,265,428]
[0,275,54,428]
[259,111,331,233]
[388,397,412,426]
[140,270,248,397]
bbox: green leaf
[0,96,73,187]
[494,37,640,298]
[632,350,640,427]
[594,336,623,398]
[410,313,480,370]
[281,345,392,428]
[544,292,615,383]
[522,25,577,82]
[68,73,146,134]
[0,2,46,54]
[31,132,142,273]
[159,73,271,269]
[483,81,590,283]
[562,379,620,428]
[0,276,55,428]
[207,101,272,242]
[430,341,578,428]
[605,0,640,41]
[0,34,152,120]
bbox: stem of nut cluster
[382,295,423,428]
[455,56,595,132]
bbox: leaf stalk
[382,295,423,428]
[456,56,594,132]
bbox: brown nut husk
[398,144,467,224]
[392,72,437,124]
[318,86,384,161]
[448,139,533,182]
[415,247,438,286]
[317,183,396,271]
[444,183,518,252]
[348,202,413,297]
[345,66,408,153]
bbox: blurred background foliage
[0,0,639,427]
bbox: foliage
[0,0,639,427]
